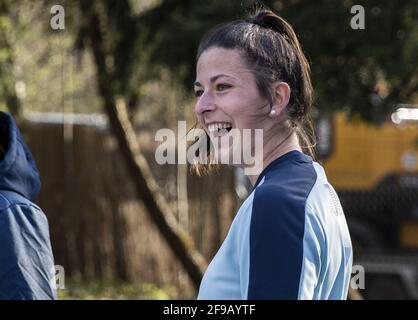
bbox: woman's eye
[217,84,231,91]
[194,89,203,97]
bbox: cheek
[226,95,266,127]
[226,90,258,113]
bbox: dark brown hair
[190,9,316,175]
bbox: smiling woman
[190,8,353,300]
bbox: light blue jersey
[197,150,353,300]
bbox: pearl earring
[269,109,277,117]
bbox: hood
[0,112,41,201]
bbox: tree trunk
[79,1,207,291]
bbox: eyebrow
[193,74,236,87]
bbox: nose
[195,91,216,116]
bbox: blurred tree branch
[78,0,207,291]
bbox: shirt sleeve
[238,184,323,299]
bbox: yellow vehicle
[319,110,418,252]
[318,109,418,299]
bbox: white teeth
[207,122,232,132]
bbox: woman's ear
[270,82,291,119]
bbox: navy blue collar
[252,150,311,191]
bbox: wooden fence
[20,118,237,297]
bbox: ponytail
[246,9,315,159]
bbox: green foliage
[1,0,417,119]
[58,279,174,300]
[279,0,418,122]
[75,0,150,98]
[138,0,258,85]
[0,0,103,114]
[0,0,20,114]
[139,0,418,122]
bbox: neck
[247,129,301,186]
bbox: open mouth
[207,122,233,138]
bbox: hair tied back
[247,10,297,46]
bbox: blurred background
[0,0,417,299]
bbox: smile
[207,122,233,137]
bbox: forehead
[196,47,251,81]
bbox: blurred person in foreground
[192,8,353,300]
[0,112,56,299]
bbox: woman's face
[194,47,270,164]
